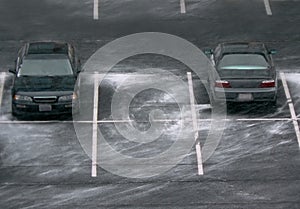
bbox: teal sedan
[206,42,278,105]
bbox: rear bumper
[213,87,277,102]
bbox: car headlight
[58,93,77,102]
[13,94,32,102]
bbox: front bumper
[213,87,277,102]
[12,101,79,116]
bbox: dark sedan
[9,41,81,117]
[206,42,278,105]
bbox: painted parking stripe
[280,72,300,148]
[180,0,186,14]
[235,118,292,121]
[187,72,204,175]
[91,75,99,177]
[93,0,99,20]
[0,73,6,110]
[264,0,273,15]
[0,117,297,124]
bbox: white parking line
[264,0,273,15]
[93,0,99,20]
[180,0,186,14]
[91,75,99,177]
[0,73,6,110]
[187,73,198,136]
[187,72,203,175]
[272,0,300,2]
[235,118,292,121]
[0,117,297,124]
[195,143,203,175]
[280,72,300,148]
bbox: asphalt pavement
[0,0,300,208]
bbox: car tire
[11,104,17,116]
[11,105,21,120]
[267,96,277,108]
[210,96,227,109]
[209,92,216,108]
[269,100,277,107]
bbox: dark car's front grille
[33,96,57,103]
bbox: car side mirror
[269,49,277,55]
[204,48,213,56]
[77,59,82,71]
[9,68,16,74]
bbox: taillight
[215,80,231,88]
[260,80,275,88]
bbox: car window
[219,54,269,70]
[214,45,221,59]
[28,43,68,54]
[18,58,73,76]
[68,46,76,67]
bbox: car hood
[14,76,76,92]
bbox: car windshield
[18,55,73,76]
[219,54,269,70]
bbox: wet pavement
[0,0,300,208]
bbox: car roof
[26,41,69,55]
[220,42,267,54]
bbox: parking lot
[0,0,300,208]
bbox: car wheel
[267,96,277,108]
[210,96,227,109]
[209,92,216,108]
[269,100,277,107]
[11,104,17,116]
[11,105,21,120]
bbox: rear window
[18,57,73,76]
[28,43,68,54]
[219,54,269,70]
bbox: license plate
[238,93,253,101]
[39,104,52,112]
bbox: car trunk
[218,67,273,88]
